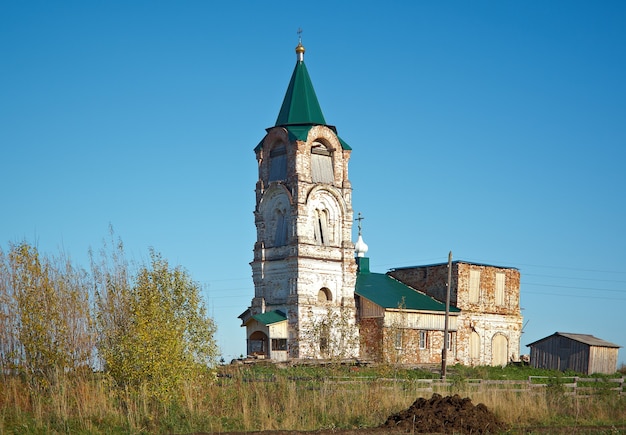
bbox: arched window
[274,209,288,246]
[311,141,333,183]
[318,287,332,302]
[262,190,290,248]
[269,144,287,182]
[308,189,339,247]
[313,209,329,246]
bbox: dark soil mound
[382,393,508,434]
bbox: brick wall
[388,262,523,365]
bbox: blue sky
[2,1,625,365]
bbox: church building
[239,40,523,366]
[238,39,359,361]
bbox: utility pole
[441,251,452,380]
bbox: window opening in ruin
[318,287,332,302]
[311,141,333,183]
[271,338,287,351]
[447,332,456,352]
[274,209,288,246]
[269,144,287,181]
[395,330,403,350]
[419,330,427,349]
[313,208,329,245]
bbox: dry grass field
[2,363,625,434]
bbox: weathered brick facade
[245,124,359,360]
[356,288,460,365]
[388,262,523,365]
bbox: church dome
[355,234,369,258]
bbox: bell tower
[240,39,358,360]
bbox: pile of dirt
[381,393,508,434]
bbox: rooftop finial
[295,28,305,61]
[356,212,364,236]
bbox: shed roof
[527,332,621,348]
[356,269,459,313]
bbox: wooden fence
[230,375,626,397]
[367,376,626,396]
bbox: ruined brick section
[358,318,383,361]
[359,313,459,365]
[384,329,450,365]
[388,262,523,366]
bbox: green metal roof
[285,126,351,150]
[356,269,459,313]
[255,47,352,152]
[252,310,287,326]
[337,136,351,150]
[285,125,313,141]
[276,59,326,127]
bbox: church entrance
[248,331,268,357]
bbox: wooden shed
[527,332,621,374]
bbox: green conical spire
[275,42,326,126]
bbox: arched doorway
[491,334,509,367]
[249,331,268,357]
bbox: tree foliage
[93,243,217,399]
[301,305,359,360]
[1,231,218,402]
[0,242,94,387]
